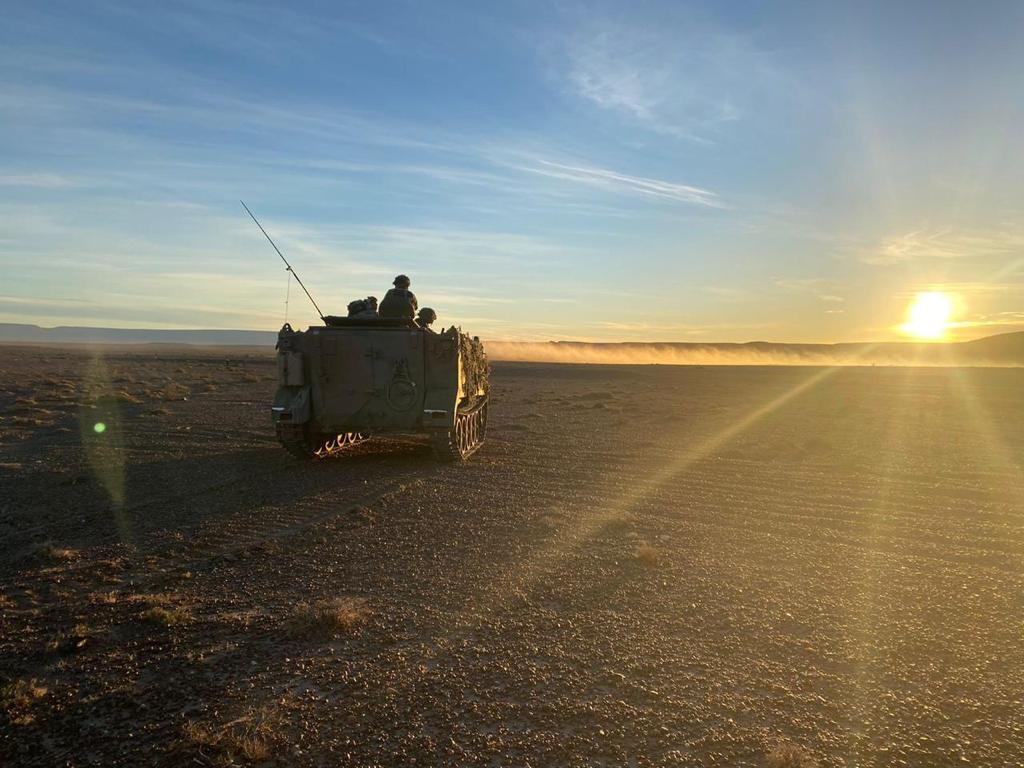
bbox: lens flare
[93,422,107,434]
[902,292,954,339]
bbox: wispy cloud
[951,311,1024,331]
[702,286,750,302]
[517,158,721,207]
[901,280,1024,296]
[862,227,1024,265]
[560,13,780,142]
[772,277,847,302]
[0,172,77,188]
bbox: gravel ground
[1,345,1022,766]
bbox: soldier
[346,298,367,317]
[416,307,437,332]
[346,296,379,318]
[378,274,418,319]
[355,296,378,318]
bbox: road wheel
[276,423,368,459]
[431,398,487,462]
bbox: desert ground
[1,344,1022,767]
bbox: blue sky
[3,0,1024,341]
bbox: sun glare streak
[476,362,858,607]
[947,367,1023,500]
[841,364,917,752]
[901,292,955,340]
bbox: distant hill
[0,323,277,347]
[1,323,1022,365]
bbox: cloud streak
[863,227,1024,265]
[0,172,78,188]
[773,277,847,303]
[560,12,779,142]
[519,159,721,207]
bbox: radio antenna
[240,200,326,321]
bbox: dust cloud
[483,340,1019,367]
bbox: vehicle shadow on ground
[121,437,446,529]
[2,437,448,564]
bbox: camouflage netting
[460,332,489,397]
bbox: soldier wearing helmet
[378,274,418,319]
[416,307,437,332]
[346,296,378,318]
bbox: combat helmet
[416,307,437,328]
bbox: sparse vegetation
[128,592,173,605]
[141,605,193,626]
[2,679,48,724]
[47,623,95,654]
[154,383,190,401]
[28,542,77,564]
[634,543,659,567]
[286,597,370,638]
[765,741,819,768]
[135,595,193,626]
[9,415,55,428]
[182,705,284,764]
[8,401,47,415]
[347,504,374,519]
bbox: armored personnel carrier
[271,317,488,461]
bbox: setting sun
[903,292,954,339]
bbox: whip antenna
[284,270,291,324]
[240,200,326,321]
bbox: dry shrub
[87,390,139,405]
[140,605,192,626]
[8,402,43,415]
[152,383,189,401]
[9,416,53,428]
[2,679,48,724]
[47,623,95,654]
[286,597,370,639]
[134,593,190,626]
[127,592,173,605]
[765,741,819,768]
[634,543,659,567]
[44,377,76,389]
[29,543,77,564]
[182,706,283,764]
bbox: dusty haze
[485,334,1024,367]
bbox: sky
[2,0,1024,343]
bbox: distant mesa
[0,323,276,347]
[1,323,1023,366]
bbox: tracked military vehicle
[272,317,489,461]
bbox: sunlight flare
[902,292,955,339]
